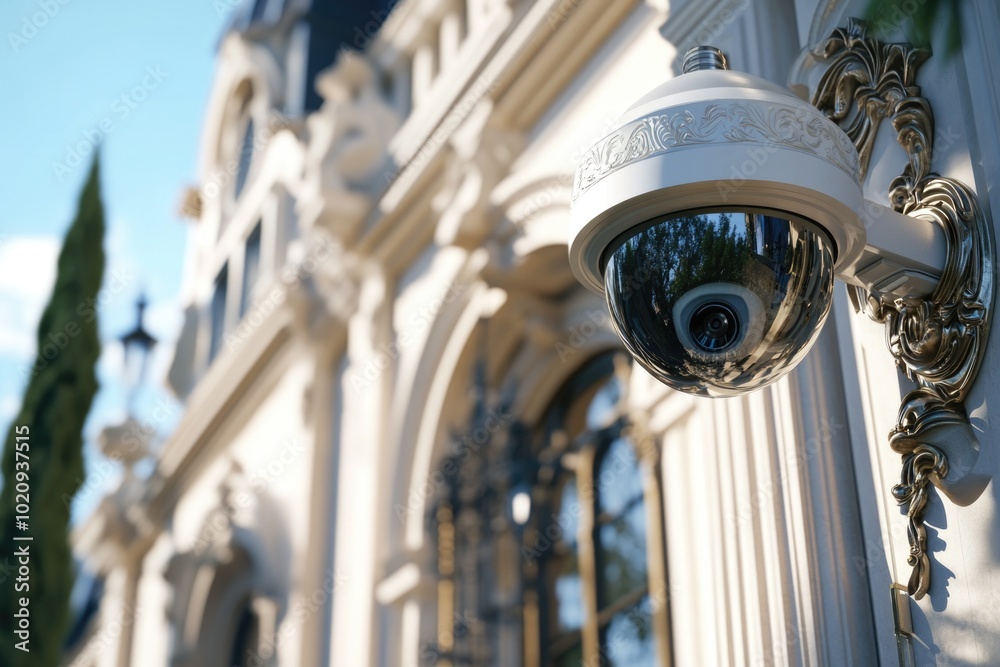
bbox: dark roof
[224,0,398,110]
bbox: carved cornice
[572,100,859,200]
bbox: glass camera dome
[603,210,836,397]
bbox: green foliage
[0,156,106,666]
[864,0,965,56]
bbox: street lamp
[98,295,158,472]
[119,294,157,412]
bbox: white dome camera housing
[569,47,868,397]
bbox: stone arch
[164,463,290,667]
[167,544,266,667]
[199,34,284,180]
[381,169,619,554]
[387,263,623,554]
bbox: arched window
[593,437,655,664]
[217,85,257,240]
[208,262,228,364]
[234,114,255,198]
[427,352,670,667]
[532,354,669,666]
[222,85,256,213]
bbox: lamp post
[119,294,157,414]
[98,295,158,473]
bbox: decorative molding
[812,22,929,181]
[293,228,360,339]
[890,444,947,598]
[433,121,523,248]
[164,460,287,667]
[299,51,400,244]
[572,100,859,200]
[811,19,995,599]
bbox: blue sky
[0,0,232,518]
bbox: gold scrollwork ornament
[812,18,995,599]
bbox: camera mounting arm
[839,201,945,300]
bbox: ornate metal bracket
[811,19,995,599]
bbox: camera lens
[690,302,740,352]
[602,211,836,397]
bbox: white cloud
[0,235,60,360]
[0,394,20,423]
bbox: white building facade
[69,0,1000,666]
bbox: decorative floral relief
[812,18,931,181]
[573,101,858,200]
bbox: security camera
[569,46,946,397]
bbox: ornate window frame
[427,351,672,666]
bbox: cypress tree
[0,155,106,666]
